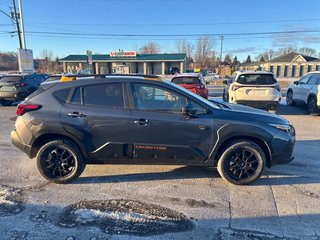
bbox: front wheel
[308,97,320,116]
[217,140,266,185]
[36,139,86,184]
[286,91,296,106]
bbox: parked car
[223,71,281,111]
[0,73,48,106]
[171,73,209,99]
[11,74,295,185]
[286,72,320,115]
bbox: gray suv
[0,73,48,106]
[11,75,295,185]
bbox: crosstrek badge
[135,145,167,151]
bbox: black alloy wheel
[308,97,320,116]
[286,91,295,106]
[37,139,85,183]
[217,140,265,185]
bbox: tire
[0,99,12,106]
[36,139,86,184]
[217,140,266,185]
[307,97,320,116]
[286,90,296,106]
[222,89,227,102]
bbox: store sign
[110,51,136,57]
[18,49,34,73]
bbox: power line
[24,29,320,37]
[24,18,320,27]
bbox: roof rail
[48,73,160,79]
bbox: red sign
[110,51,136,57]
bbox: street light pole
[18,0,26,49]
[219,35,224,76]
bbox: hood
[212,102,289,125]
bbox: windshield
[165,81,220,109]
[171,77,200,84]
[0,76,22,82]
[236,74,277,85]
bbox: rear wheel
[36,139,86,184]
[286,90,296,106]
[217,140,266,185]
[307,97,320,116]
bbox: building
[237,52,320,78]
[60,51,187,75]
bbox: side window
[82,83,124,108]
[53,88,70,103]
[299,75,311,84]
[131,83,207,114]
[315,74,320,85]
[307,75,318,85]
[70,87,81,105]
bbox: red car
[171,73,208,99]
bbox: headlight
[269,123,295,135]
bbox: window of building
[276,66,281,77]
[299,65,305,77]
[316,65,320,71]
[284,66,289,77]
[292,65,297,77]
[308,65,313,73]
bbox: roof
[60,53,187,62]
[269,52,319,63]
[172,73,201,77]
[234,70,273,75]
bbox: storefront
[60,51,187,75]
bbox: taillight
[16,103,41,116]
[196,84,205,89]
[232,85,242,91]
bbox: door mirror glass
[223,79,229,85]
[182,104,198,118]
[293,80,299,85]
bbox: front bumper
[11,129,33,158]
[269,128,295,167]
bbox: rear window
[0,76,22,82]
[171,77,200,84]
[236,74,277,85]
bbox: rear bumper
[0,91,29,101]
[234,100,280,109]
[11,129,33,158]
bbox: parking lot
[0,99,320,240]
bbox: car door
[129,82,215,164]
[60,82,133,161]
[304,74,320,103]
[293,74,311,102]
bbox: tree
[224,54,232,64]
[277,47,295,56]
[232,56,240,66]
[245,55,252,63]
[255,49,277,61]
[139,42,160,54]
[175,39,194,60]
[298,47,317,57]
[259,56,265,62]
[194,36,215,68]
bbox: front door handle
[134,119,150,126]
[67,112,86,118]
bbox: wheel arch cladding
[214,136,271,168]
[31,133,87,159]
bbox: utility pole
[18,0,26,49]
[219,35,224,76]
[12,0,22,49]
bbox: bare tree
[298,47,317,57]
[194,36,215,68]
[175,39,193,57]
[255,49,277,61]
[40,50,54,72]
[139,42,160,54]
[277,47,295,56]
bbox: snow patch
[0,185,19,206]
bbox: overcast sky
[1,0,320,60]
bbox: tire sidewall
[36,139,85,184]
[217,141,265,185]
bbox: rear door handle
[67,112,86,118]
[134,119,150,126]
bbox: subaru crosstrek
[11,74,295,185]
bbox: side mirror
[223,80,229,85]
[293,80,299,85]
[182,105,198,118]
[206,81,209,85]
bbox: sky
[1,0,320,61]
